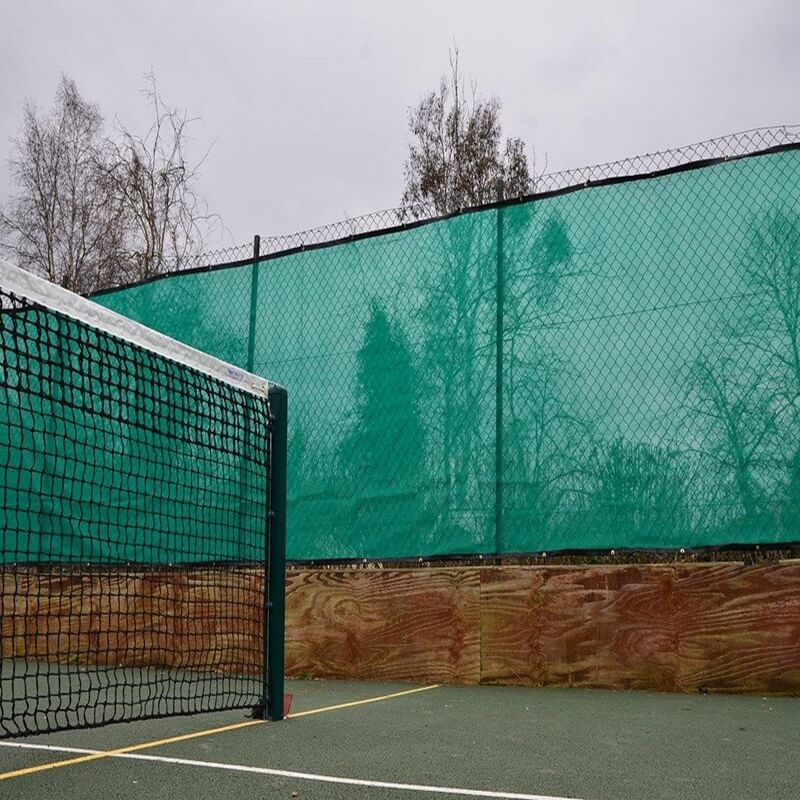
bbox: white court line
[0,741,583,800]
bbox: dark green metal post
[495,187,505,555]
[265,384,287,720]
[246,235,261,373]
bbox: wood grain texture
[2,563,798,694]
[284,568,481,684]
[0,568,263,674]
[480,563,800,694]
[673,563,800,694]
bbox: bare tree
[103,71,220,280]
[685,356,778,531]
[418,203,578,545]
[402,48,535,217]
[676,209,800,537]
[735,208,800,414]
[419,213,497,539]
[579,439,692,543]
[503,351,589,543]
[0,75,127,292]
[727,207,800,532]
[500,209,586,542]
[2,73,222,292]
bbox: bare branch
[102,72,222,279]
[0,75,128,292]
[1,72,222,291]
[402,47,534,217]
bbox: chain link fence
[178,126,800,268]
[96,127,800,560]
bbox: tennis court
[1,678,798,800]
[2,139,800,800]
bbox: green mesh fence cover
[97,147,800,559]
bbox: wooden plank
[478,567,546,686]
[673,563,800,694]
[480,564,800,695]
[284,568,481,684]
[480,566,680,691]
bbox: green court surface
[0,679,798,800]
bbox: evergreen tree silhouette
[338,301,429,555]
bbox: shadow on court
[1,679,798,800]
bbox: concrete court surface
[0,678,798,800]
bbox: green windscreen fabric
[96,147,800,558]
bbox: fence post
[247,235,261,373]
[495,182,505,555]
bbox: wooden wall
[284,568,480,683]
[2,563,799,695]
[284,562,800,695]
[0,568,263,674]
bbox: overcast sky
[1,1,798,247]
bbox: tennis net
[0,258,287,737]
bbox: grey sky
[1,0,798,247]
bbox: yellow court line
[0,683,441,782]
[0,719,265,782]
[289,683,441,718]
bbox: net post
[265,384,287,721]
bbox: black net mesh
[0,280,273,737]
